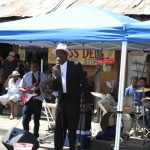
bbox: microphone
[56,57,60,64]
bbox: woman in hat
[0,70,21,119]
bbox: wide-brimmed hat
[10,71,20,77]
[52,43,71,56]
[9,52,15,57]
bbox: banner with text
[48,49,115,65]
[18,49,26,61]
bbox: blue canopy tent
[0,5,140,150]
[126,20,150,44]
[0,5,138,42]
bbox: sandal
[9,115,14,120]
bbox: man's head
[139,77,147,87]
[8,52,15,62]
[131,76,138,87]
[52,43,71,64]
[30,60,39,73]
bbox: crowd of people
[0,52,48,139]
[0,44,150,150]
[0,52,27,117]
[125,76,150,128]
[0,44,93,149]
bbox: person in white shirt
[19,60,47,138]
[0,71,21,119]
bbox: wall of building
[127,52,150,86]
[82,51,121,94]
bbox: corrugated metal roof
[0,0,149,18]
[70,0,150,15]
[0,0,77,17]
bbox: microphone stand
[77,104,84,150]
[92,68,100,79]
[77,94,86,150]
[142,90,150,145]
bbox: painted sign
[18,49,26,61]
[48,48,115,65]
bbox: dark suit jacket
[52,60,92,104]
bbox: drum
[108,113,132,133]
[121,113,132,133]
[123,96,134,113]
[133,106,143,114]
[98,94,117,113]
[142,99,150,109]
[100,112,132,133]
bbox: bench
[14,101,24,118]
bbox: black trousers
[54,94,80,150]
[22,99,42,138]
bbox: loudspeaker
[1,127,39,150]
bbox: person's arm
[76,62,93,105]
[125,87,129,96]
[51,65,60,91]
[19,77,34,94]
[4,75,12,88]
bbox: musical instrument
[135,87,150,92]
[22,82,40,104]
[133,106,144,114]
[91,92,105,99]
[141,97,150,102]
[140,97,150,109]
[97,94,117,113]
[100,112,132,133]
[123,96,134,113]
[122,113,132,133]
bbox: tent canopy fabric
[126,20,150,42]
[0,5,139,42]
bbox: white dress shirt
[19,71,47,101]
[60,61,67,93]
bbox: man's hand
[52,64,60,77]
[27,89,34,94]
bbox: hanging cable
[47,0,65,13]
[132,0,144,8]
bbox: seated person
[138,77,150,128]
[138,77,150,98]
[0,71,21,119]
[125,76,142,106]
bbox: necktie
[32,73,37,84]
[32,73,41,96]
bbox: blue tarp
[126,20,150,42]
[0,5,139,42]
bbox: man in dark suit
[51,43,92,150]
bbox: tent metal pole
[41,59,43,73]
[114,41,128,150]
[94,50,102,123]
